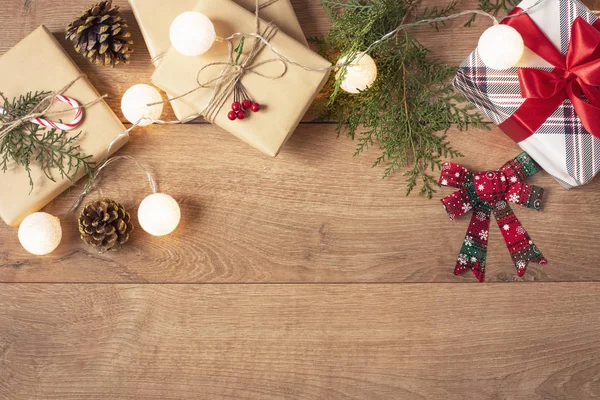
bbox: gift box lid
[0,26,127,227]
[151,0,331,157]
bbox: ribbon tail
[492,200,547,277]
[454,207,491,282]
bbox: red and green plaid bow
[439,152,547,282]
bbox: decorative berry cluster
[227,81,260,121]
[227,99,260,121]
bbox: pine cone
[66,0,133,67]
[78,198,134,253]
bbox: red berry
[236,110,246,120]
[227,111,237,120]
[251,102,261,112]
[242,99,252,110]
[232,101,241,112]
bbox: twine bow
[440,152,547,282]
[162,0,287,123]
[0,76,105,141]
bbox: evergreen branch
[316,0,487,197]
[464,0,518,26]
[0,91,95,192]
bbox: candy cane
[0,94,83,131]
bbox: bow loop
[518,68,568,100]
[505,182,544,210]
[502,15,600,139]
[565,18,600,80]
[439,162,470,188]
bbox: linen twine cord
[67,155,157,215]
[0,75,106,141]
[150,0,283,64]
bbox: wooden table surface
[2,0,600,398]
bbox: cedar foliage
[314,0,488,198]
[0,91,94,191]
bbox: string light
[121,84,164,126]
[170,11,216,57]
[336,53,378,94]
[477,24,524,70]
[18,212,62,255]
[138,193,181,236]
[70,156,181,238]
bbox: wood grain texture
[1,283,600,400]
[1,1,600,398]
[1,125,600,283]
[0,0,598,283]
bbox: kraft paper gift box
[454,0,600,188]
[0,26,128,227]
[129,0,308,121]
[151,0,331,156]
[130,0,308,65]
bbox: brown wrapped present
[152,0,331,156]
[130,0,307,66]
[0,26,128,227]
[129,0,308,121]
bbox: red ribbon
[498,13,600,142]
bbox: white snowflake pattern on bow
[470,256,477,263]
[476,211,487,221]
[479,230,489,240]
[510,176,518,183]
[441,179,448,186]
[477,184,484,191]
[508,193,520,203]
[464,236,474,247]
[458,254,468,265]
[516,260,527,269]
[500,175,506,182]
[496,201,507,210]
[516,226,525,235]
[503,224,510,231]
[461,202,472,213]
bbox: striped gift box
[454,0,600,188]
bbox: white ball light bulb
[170,11,216,57]
[121,84,164,126]
[336,53,378,94]
[18,212,62,255]
[138,193,181,236]
[477,24,524,70]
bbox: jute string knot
[0,75,106,140]
[159,14,286,124]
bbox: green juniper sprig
[0,91,95,192]
[464,0,518,26]
[313,0,488,198]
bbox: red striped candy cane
[0,94,83,131]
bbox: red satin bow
[499,15,600,142]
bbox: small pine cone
[78,198,134,253]
[66,0,134,67]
